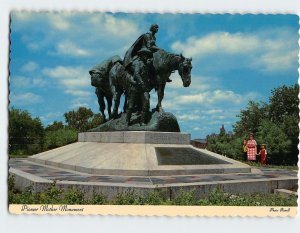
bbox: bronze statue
[89,24,193,130]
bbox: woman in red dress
[246,133,257,161]
[259,144,267,165]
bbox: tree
[233,101,268,136]
[45,121,65,132]
[64,107,104,132]
[9,108,44,155]
[269,84,299,124]
[89,113,104,128]
[269,84,299,163]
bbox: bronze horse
[152,50,192,112]
[89,55,122,121]
[90,50,192,120]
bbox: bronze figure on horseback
[89,23,192,127]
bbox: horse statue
[109,49,192,117]
[89,50,192,123]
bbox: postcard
[7,11,299,218]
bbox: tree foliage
[269,84,299,124]
[233,101,268,136]
[256,120,293,164]
[9,108,44,155]
[9,107,104,156]
[207,130,244,161]
[64,107,103,132]
[45,121,65,132]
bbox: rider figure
[143,24,160,53]
[126,47,153,125]
[124,23,172,83]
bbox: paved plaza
[9,159,297,185]
[9,158,298,200]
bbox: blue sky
[9,13,299,139]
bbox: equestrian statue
[88,24,192,132]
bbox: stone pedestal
[29,131,251,176]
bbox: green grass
[243,161,298,171]
[8,175,297,206]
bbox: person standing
[246,133,257,161]
[259,144,267,165]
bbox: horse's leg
[96,88,106,121]
[123,91,128,113]
[112,88,122,119]
[156,82,166,112]
[106,95,113,119]
[126,91,135,126]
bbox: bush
[172,189,196,205]
[44,128,78,150]
[139,190,170,205]
[87,190,108,205]
[62,187,85,204]
[112,191,140,205]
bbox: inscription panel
[146,132,190,144]
[124,132,146,143]
[100,132,124,143]
[155,147,231,165]
[78,132,190,144]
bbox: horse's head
[89,70,106,87]
[178,54,192,87]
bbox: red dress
[260,148,267,165]
[246,139,257,161]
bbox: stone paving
[9,159,297,185]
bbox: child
[259,144,267,165]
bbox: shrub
[112,191,140,205]
[62,187,85,204]
[172,189,196,205]
[44,128,78,150]
[87,190,108,205]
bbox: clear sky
[9,13,299,139]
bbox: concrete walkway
[9,159,297,186]
[9,159,298,199]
